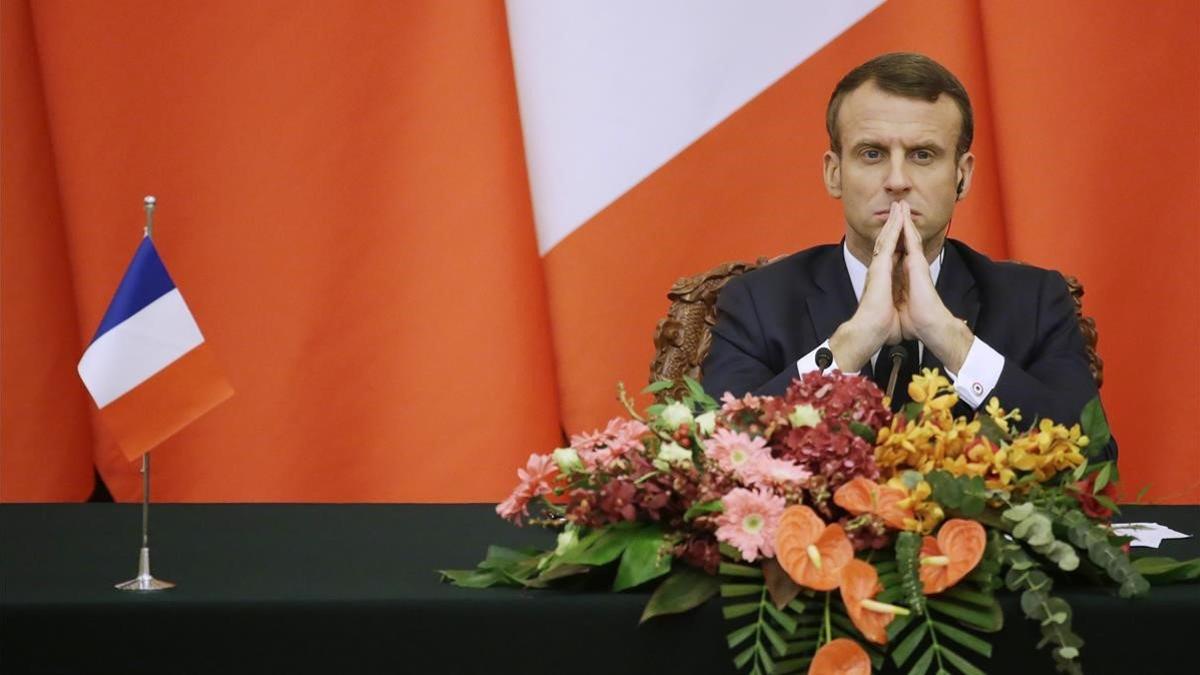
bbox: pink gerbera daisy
[705,428,772,483]
[496,453,558,525]
[714,487,786,562]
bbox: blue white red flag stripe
[77,236,231,459]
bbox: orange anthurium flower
[809,638,871,675]
[833,477,912,530]
[919,519,987,594]
[840,559,908,644]
[774,505,853,591]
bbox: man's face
[823,82,974,262]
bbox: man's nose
[883,156,911,195]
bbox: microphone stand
[885,344,909,402]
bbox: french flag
[78,237,233,461]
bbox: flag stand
[115,453,174,590]
[115,196,174,592]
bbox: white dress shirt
[793,243,1004,409]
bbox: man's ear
[955,152,975,201]
[822,150,842,199]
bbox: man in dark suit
[701,52,1114,460]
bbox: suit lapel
[924,240,980,371]
[805,243,872,377]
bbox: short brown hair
[826,52,973,158]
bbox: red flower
[1072,471,1117,520]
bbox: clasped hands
[829,201,973,374]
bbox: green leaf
[721,583,765,598]
[733,642,757,669]
[903,401,925,421]
[933,620,993,657]
[1132,555,1200,583]
[684,376,717,409]
[939,645,987,675]
[759,648,776,674]
[978,414,1006,444]
[928,599,1003,632]
[437,568,510,588]
[684,499,724,521]
[1080,397,1111,453]
[727,621,758,649]
[639,567,719,623]
[772,657,813,674]
[613,527,672,591]
[942,586,995,608]
[1094,462,1113,492]
[643,380,674,394]
[762,620,788,658]
[723,601,760,620]
[559,522,640,565]
[1135,485,1151,503]
[892,621,930,666]
[764,602,798,635]
[908,643,937,675]
[849,421,877,443]
[720,562,765,578]
[528,563,591,587]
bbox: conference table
[2,504,1196,674]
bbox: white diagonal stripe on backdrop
[506,0,884,254]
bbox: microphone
[815,347,833,371]
[885,344,909,401]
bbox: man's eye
[862,149,882,160]
[912,150,933,162]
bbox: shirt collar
[842,241,944,302]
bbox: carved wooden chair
[649,258,1103,400]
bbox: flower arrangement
[442,370,1195,674]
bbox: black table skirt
[2,504,1197,675]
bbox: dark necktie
[873,339,920,410]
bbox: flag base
[115,546,174,591]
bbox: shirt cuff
[945,337,1004,409]
[796,340,840,376]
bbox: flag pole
[115,195,174,591]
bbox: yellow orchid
[885,477,945,534]
[907,368,958,411]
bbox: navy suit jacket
[701,239,1116,460]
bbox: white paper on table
[1110,522,1191,548]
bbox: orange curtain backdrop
[1,0,95,500]
[537,0,1199,503]
[1,0,561,502]
[2,0,1197,504]
[978,0,1200,502]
